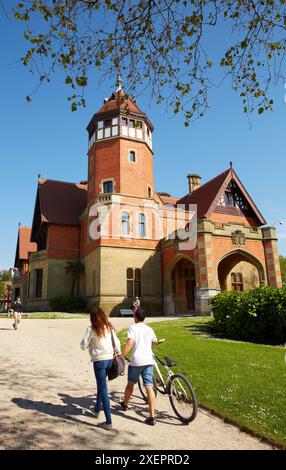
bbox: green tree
[0,270,12,282]
[0,280,5,300]
[65,261,85,297]
[10,0,286,125]
[279,256,286,287]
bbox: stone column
[262,227,282,288]
[195,221,220,315]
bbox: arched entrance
[164,256,196,314]
[218,250,265,292]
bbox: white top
[133,299,140,309]
[80,326,121,362]
[128,322,157,367]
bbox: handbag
[108,330,125,381]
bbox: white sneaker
[89,406,100,418]
[98,422,112,430]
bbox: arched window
[127,268,134,298]
[138,213,146,237]
[122,212,130,235]
[135,269,141,297]
[126,268,141,298]
[231,272,244,291]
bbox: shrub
[49,296,87,313]
[210,287,286,344]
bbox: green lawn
[119,317,286,447]
[0,312,89,319]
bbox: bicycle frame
[152,353,173,394]
[152,353,192,401]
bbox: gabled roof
[177,167,266,226]
[31,179,87,240]
[14,227,37,266]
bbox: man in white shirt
[120,309,158,426]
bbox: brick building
[12,79,282,315]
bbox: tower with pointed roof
[86,76,154,202]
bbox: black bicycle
[138,340,198,424]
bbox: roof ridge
[39,178,87,188]
[189,168,231,195]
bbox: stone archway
[218,249,266,292]
[164,255,196,315]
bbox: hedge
[210,287,286,344]
[49,296,87,313]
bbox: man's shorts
[128,365,154,386]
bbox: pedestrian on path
[13,297,22,330]
[80,306,121,430]
[120,309,159,426]
[132,297,140,316]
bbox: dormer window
[103,180,113,193]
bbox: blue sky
[0,6,285,270]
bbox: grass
[119,317,286,447]
[0,312,89,319]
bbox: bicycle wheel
[168,373,198,424]
[138,375,157,402]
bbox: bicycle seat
[164,356,177,367]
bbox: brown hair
[90,306,113,337]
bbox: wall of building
[47,224,80,259]
[119,139,154,198]
[83,245,162,316]
[224,260,260,291]
[26,257,49,311]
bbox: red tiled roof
[97,90,144,115]
[37,179,87,226]
[178,169,231,218]
[155,193,179,206]
[18,227,37,260]
[177,167,266,225]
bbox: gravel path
[0,317,271,450]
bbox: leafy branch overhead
[13,0,286,124]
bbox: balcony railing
[29,250,47,262]
[96,194,112,204]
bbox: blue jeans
[93,359,113,425]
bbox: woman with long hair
[80,306,120,430]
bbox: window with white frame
[121,211,130,236]
[138,213,146,237]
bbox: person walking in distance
[120,309,159,426]
[13,296,22,330]
[132,296,140,316]
[80,306,121,430]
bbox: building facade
[12,80,282,315]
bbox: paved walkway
[0,317,271,450]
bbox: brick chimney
[187,174,202,194]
